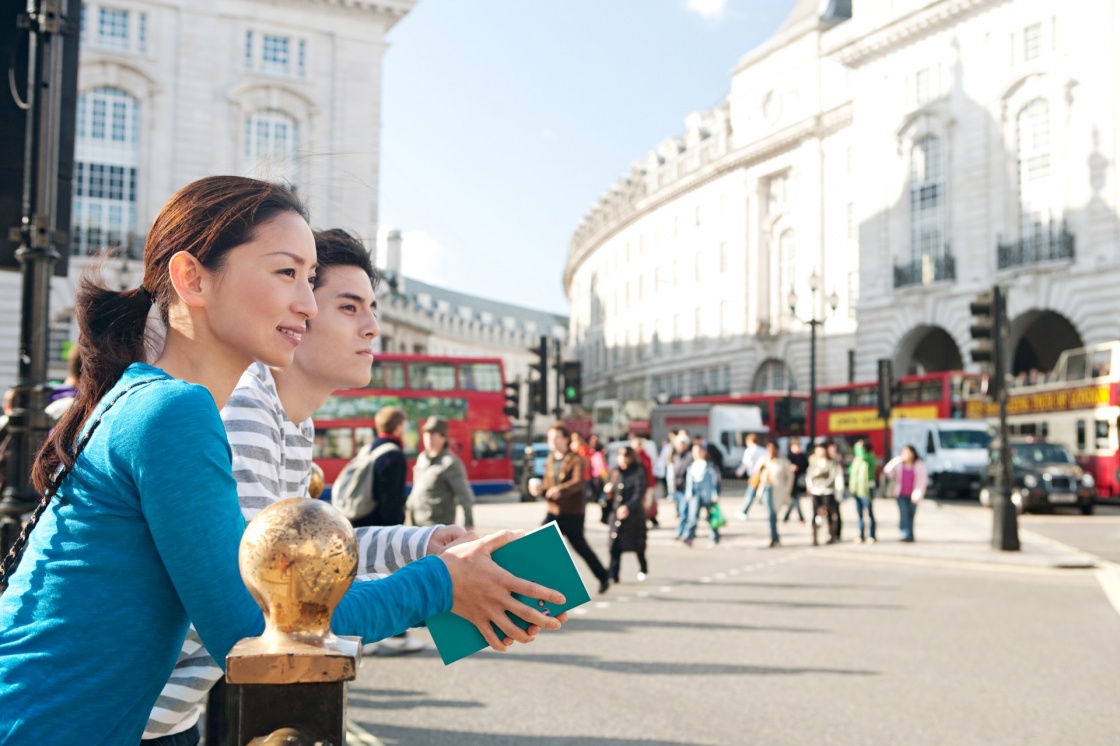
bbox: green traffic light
[565,386,577,400]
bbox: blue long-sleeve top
[0,364,452,745]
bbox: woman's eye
[278,268,296,278]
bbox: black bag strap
[0,376,161,583]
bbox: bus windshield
[938,429,991,450]
[1011,442,1075,466]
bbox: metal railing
[997,221,1075,270]
[893,252,956,288]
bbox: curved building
[564,0,1120,412]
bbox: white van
[651,403,765,475]
[891,418,992,498]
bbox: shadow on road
[495,652,879,678]
[642,593,905,611]
[559,616,826,635]
[352,725,710,746]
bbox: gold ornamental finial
[308,463,324,499]
[226,498,362,684]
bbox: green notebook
[425,521,592,665]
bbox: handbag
[709,502,727,530]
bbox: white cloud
[684,0,727,19]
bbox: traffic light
[504,381,521,418]
[529,335,549,415]
[561,361,582,404]
[876,358,893,422]
[969,286,1005,399]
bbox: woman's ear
[167,251,208,309]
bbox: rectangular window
[261,34,290,74]
[137,13,147,52]
[1023,22,1042,61]
[368,361,405,389]
[914,68,930,105]
[1077,419,1086,452]
[98,7,129,50]
[298,39,307,76]
[244,31,254,68]
[1095,420,1110,451]
[458,363,502,392]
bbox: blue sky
[378,0,796,315]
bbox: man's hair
[313,228,379,289]
[375,406,406,434]
[549,423,571,438]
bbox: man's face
[423,430,446,454]
[292,265,379,390]
[548,429,569,454]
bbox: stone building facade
[0,0,414,389]
[564,0,1120,411]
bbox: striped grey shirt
[143,363,437,739]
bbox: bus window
[1077,420,1086,452]
[369,362,405,389]
[919,380,943,402]
[1095,420,1110,450]
[1065,352,1087,381]
[1092,349,1112,379]
[314,427,355,459]
[473,430,508,459]
[409,362,456,390]
[459,363,503,392]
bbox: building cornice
[562,102,853,295]
[830,0,1008,68]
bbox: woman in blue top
[0,176,566,745]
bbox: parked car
[978,437,1095,515]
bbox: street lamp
[788,271,839,444]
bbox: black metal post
[808,317,818,444]
[990,286,1020,551]
[1,0,76,575]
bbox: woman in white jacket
[881,445,928,542]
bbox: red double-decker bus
[815,371,979,458]
[312,354,515,497]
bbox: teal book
[425,521,591,665]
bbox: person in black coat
[604,446,649,584]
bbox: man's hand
[544,486,561,500]
[616,505,629,520]
[438,530,567,652]
[426,525,468,555]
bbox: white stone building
[0,0,414,390]
[564,0,1120,409]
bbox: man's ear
[167,251,208,309]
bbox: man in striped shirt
[143,230,466,744]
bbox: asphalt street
[346,493,1120,746]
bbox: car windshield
[939,430,991,450]
[1010,443,1074,466]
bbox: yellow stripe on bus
[826,405,940,433]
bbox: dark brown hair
[313,228,378,288]
[32,176,306,495]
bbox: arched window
[1017,99,1051,240]
[73,87,140,256]
[752,359,795,392]
[245,110,300,187]
[909,135,944,263]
